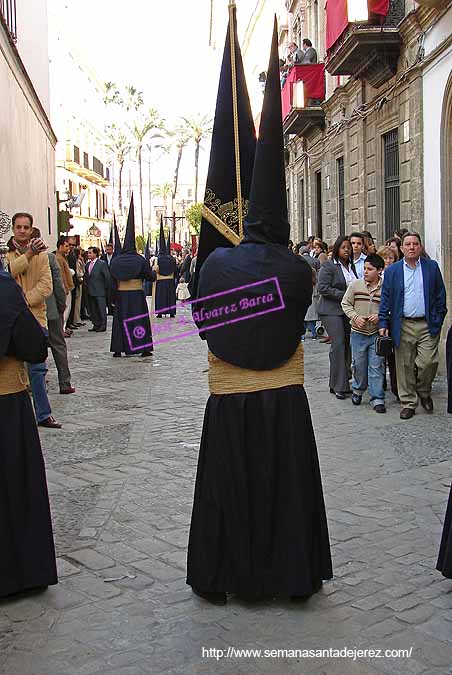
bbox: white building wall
[0,11,56,244]
[15,0,51,116]
[422,5,452,266]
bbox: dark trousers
[48,315,71,389]
[88,295,107,329]
[68,286,77,325]
[319,313,351,394]
[81,286,90,320]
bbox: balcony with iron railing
[0,0,17,42]
[325,0,405,88]
[281,64,326,136]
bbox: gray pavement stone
[68,549,116,570]
[2,319,452,673]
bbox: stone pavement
[1,310,452,675]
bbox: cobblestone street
[1,310,452,675]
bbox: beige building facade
[282,0,426,250]
[0,0,57,244]
[47,1,112,249]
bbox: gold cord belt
[157,273,174,281]
[208,343,304,394]
[118,279,143,291]
[0,357,29,395]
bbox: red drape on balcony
[370,0,390,16]
[281,65,326,120]
[326,0,349,50]
[326,0,390,51]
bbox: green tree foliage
[135,234,145,253]
[185,203,203,235]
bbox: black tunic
[110,254,156,354]
[447,324,452,415]
[187,243,332,596]
[155,255,177,317]
[437,484,452,578]
[0,273,58,597]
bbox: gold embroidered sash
[118,279,143,291]
[157,273,174,281]
[0,357,29,395]
[208,343,304,394]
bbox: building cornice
[0,14,57,147]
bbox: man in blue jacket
[379,232,447,419]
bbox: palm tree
[181,114,213,203]
[105,124,131,213]
[169,123,191,213]
[152,183,172,217]
[129,109,165,237]
[124,85,144,112]
[103,82,123,106]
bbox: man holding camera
[7,212,62,428]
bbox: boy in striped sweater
[341,254,386,413]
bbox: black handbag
[375,335,393,357]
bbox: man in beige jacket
[7,213,62,428]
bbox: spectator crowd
[2,211,197,429]
[290,229,448,420]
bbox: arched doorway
[440,71,452,338]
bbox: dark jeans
[88,295,107,329]
[27,327,52,423]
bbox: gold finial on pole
[228,0,243,238]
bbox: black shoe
[192,588,227,605]
[329,388,335,394]
[88,327,97,332]
[374,404,386,413]
[420,396,433,413]
[113,352,121,358]
[400,407,415,420]
[141,351,153,357]
[335,392,346,400]
[351,393,362,406]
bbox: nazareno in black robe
[155,254,177,317]
[0,271,58,597]
[436,325,452,578]
[110,254,156,354]
[186,243,333,596]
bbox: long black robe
[187,243,332,596]
[447,324,452,415]
[0,272,58,597]
[110,254,156,354]
[437,484,452,578]
[155,254,177,317]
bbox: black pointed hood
[113,215,122,254]
[144,232,151,261]
[191,2,256,298]
[122,195,137,254]
[108,224,113,246]
[243,17,289,246]
[167,228,171,257]
[158,216,167,255]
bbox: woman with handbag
[317,236,357,399]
